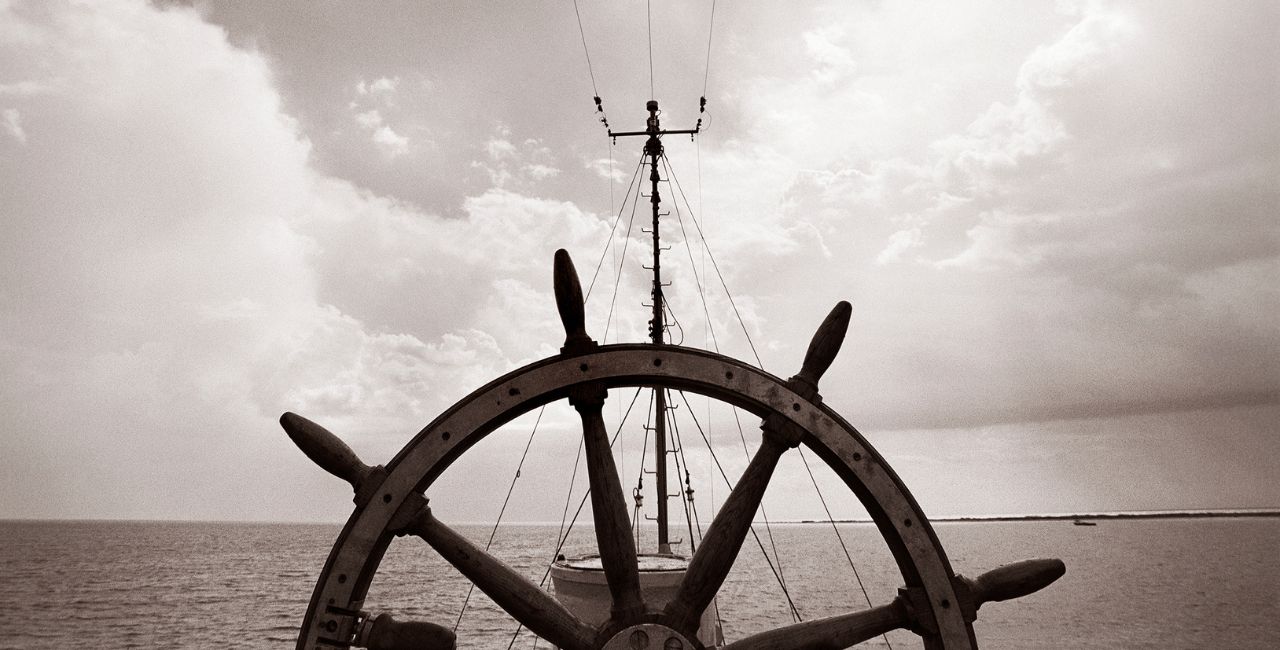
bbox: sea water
[1,518,1276,648]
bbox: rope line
[647,0,655,98]
[571,0,600,98]
[662,156,718,350]
[454,406,546,631]
[662,154,797,620]
[555,434,585,561]
[633,389,656,546]
[665,389,700,553]
[585,157,645,303]
[665,159,762,368]
[677,390,802,622]
[798,447,893,649]
[702,0,717,97]
[507,387,644,649]
[602,163,646,342]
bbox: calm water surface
[1,518,1276,648]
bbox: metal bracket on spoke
[388,491,430,535]
[315,602,362,647]
[762,412,806,449]
[568,381,608,409]
[898,586,938,636]
[952,575,979,622]
[353,464,388,508]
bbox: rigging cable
[677,389,802,622]
[602,164,646,343]
[647,0,655,98]
[661,156,717,348]
[585,157,645,302]
[554,436,585,565]
[663,154,796,614]
[702,0,717,98]
[506,387,645,650]
[664,389,700,553]
[571,0,609,130]
[669,157,890,637]
[632,389,656,545]
[665,160,762,368]
[453,406,546,631]
[798,448,893,649]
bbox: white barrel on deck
[551,554,723,647]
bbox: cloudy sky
[1,0,1276,527]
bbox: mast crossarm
[608,129,699,137]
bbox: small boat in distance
[1073,520,1098,526]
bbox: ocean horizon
[2,516,1276,648]
[7,506,1277,527]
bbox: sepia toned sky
[1,0,1276,524]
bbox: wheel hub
[602,624,697,650]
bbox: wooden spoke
[279,411,387,505]
[279,412,374,490]
[357,613,456,650]
[661,416,799,634]
[955,559,1066,617]
[403,502,596,650]
[571,383,646,623]
[556,247,644,623]
[720,558,1065,650]
[663,303,851,635]
[789,300,851,400]
[722,598,910,650]
[554,249,596,355]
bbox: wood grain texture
[279,412,370,489]
[663,434,790,635]
[961,559,1066,609]
[721,598,909,650]
[407,507,596,650]
[360,613,456,650]
[572,386,645,624]
[791,301,851,399]
[554,249,595,353]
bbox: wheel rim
[295,343,975,649]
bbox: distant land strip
[789,509,1280,524]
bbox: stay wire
[506,387,644,650]
[674,159,886,627]
[633,389,656,546]
[661,156,718,350]
[647,0,655,98]
[555,435,585,560]
[666,159,766,368]
[798,447,893,649]
[702,0,717,97]
[677,390,802,622]
[663,156,791,605]
[664,389,700,553]
[572,0,601,100]
[728,405,793,602]
[454,406,547,631]
[585,157,646,303]
[662,155,794,614]
[603,166,646,342]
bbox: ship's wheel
[281,250,1064,650]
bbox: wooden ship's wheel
[281,250,1064,650]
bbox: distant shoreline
[3,509,1278,526]
[791,509,1280,524]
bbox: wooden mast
[645,100,672,555]
[610,100,699,555]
